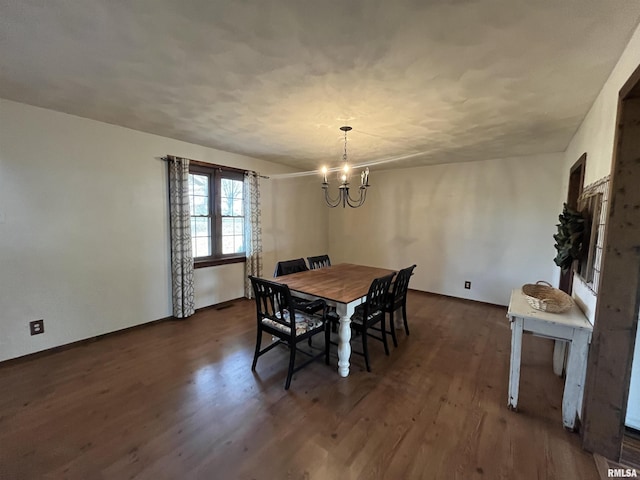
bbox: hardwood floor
[0,292,598,479]
[622,430,640,469]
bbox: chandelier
[321,126,370,208]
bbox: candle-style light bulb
[321,166,328,183]
[361,170,365,185]
[364,167,370,186]
[341,164,349,184]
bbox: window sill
[194,256,246,269]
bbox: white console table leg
[553,340,567,376]
[508,317,523,411]
[562,330,590,430]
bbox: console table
[507,288,593,430]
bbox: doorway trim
[559,153,586,294]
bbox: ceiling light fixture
[321,126,370,208]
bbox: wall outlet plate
[30,319,44,335]
[464,281,471,289]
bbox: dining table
[272,263,397,377]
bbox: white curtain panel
[244,171,263,298]
[168,156,195,318]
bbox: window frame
[188,163,246,269]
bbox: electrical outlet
[29,319,44,336]
[464,281,471,289]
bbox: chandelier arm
[345,187,366,208]
[323,186,342,208]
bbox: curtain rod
[161,156,269,179]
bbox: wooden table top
[272,263,397,304]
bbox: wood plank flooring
[0,292,598,479]
[622,431,640,469]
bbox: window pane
[194,217,209,236]
[190,217,196,238]
[221,178,232,197]
[234,235,244,253]
[232,181,243,199]
[222,236,234,254]
[234,218,244,235]
[192,174,209,196]
[221,197,233,216]
[221,180,242,216]
[192,195,209,216]
[222,217,233,235]
[195,237,211,257]
[221,179,242,199]
[188,174,194,196]
[233,199,243,216]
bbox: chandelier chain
[343,129,348,163]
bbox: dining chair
[307,254,331,270]
[385,264,417,347]
[273,258,325,315]
[350,273,396,372]
[306,254,340,328]
[249,276,330,390]
[273,258,309,276]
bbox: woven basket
[521,281,574,313]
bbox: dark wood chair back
[384,264,417,346]
[389,264,417,310]
[249,276,296,334]
[273,258,308,277]
[362,273,396,323]
[307,255,331,270]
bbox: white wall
[328,153,564,306]
[561,22,640,322]
[0,99,328,361]
[262,175,330,277]
[564,23,640,187]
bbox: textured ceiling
[1,1,640,171]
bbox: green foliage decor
[553,203,586,272]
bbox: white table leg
[336,302,355,378]
[553,340,567,376]
[508,317,523,411]
[562,330,590,430]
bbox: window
[188,164,245,268]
